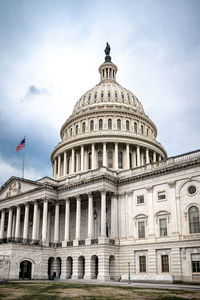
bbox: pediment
[0,177,40,200]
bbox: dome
[72,62,144,115]
[51,44,167,180]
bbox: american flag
[16,138,25,152]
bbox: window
[139,256,146,272]
[121,92,124,100]
[147,128,149,136]
[141,125,144,134]
[88,152,92,169]
[101,91,104,99]
[98,151,103,168]
[108,118,112,130]
[189,206,200,233]
[76,125,78,134]
[137,195,144,205]
[158,191,166,201]
[94,92,97,101]
[88,94,91,102]
[117,119,121,130]
[134,122,137,132]
[67,159,70,174]
[70,128,73,136]
[118,151,123,169]
[161,255,169,272]
[115,91,118,99]
[99,119,103,130]
[108,151,113,168]
[138,221,145,238]
[159,218,167,236]
[108,91,111,98]
[90,120,94,131]
[188,185,197,195]
[191,254,200,272]
[82,122,86,133]
[126,120,129,131]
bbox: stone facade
[0,47,199,282]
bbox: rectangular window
[139,256,146,272]
[192,254,200,273]
[161,255,169,272]
[138,221,145,238]
[159,218,167,236]
[137,195,144,204]
[158,191,166,200]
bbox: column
[32,202,38,240]
[71,148,75,173]
[158,154,162,161]
[58,155,61,177]
[81,145,84,171]
[91,143,95,169]
[169,181,178,236]
[111,193,118,238]
[87,193,93,238]
[0,210,5,239]
[146,148,150,164]
[100,190,106,237]
[137,146,140,167]
[54,158,57,179]
[75,196,81,240]
[23,203,29,240]
[54,202,59,242]
[115,143,118,169]
[42,199,48,241]
[153,151,156,163]
[36,207,41,240]
[64,199,70,241]
[63,151,67,176]
[126,144,130,169]
[77,152,81,171]
[132,150,136,168]
[103,143,107,167]
[7,207,13,238]
[15,205,21,239]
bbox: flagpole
[22,136,26,178]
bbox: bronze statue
[104,42,111,56]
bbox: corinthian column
[32,202,38,240]
[64,199,70,241]
[115,143,118,169]
[87,193,93,238]
[91,144,95,169]
[23,203,29,240]
[137,146,140,167]
[103,143,107,167]
[54,202,60,243]
[100,190,106,237]
[146,148,150,164]
[42,199,48,241]
[81,145,84,171]
[7,207,13,238]
[0,210,5,239]
[126,144,130,169]
[75,196,81,240]
[15,205,21,239]
[63,151,67,176]
[58,155,61,177]
[71,148,75,174]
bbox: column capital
[65,197,70,203]
[99,188,106,195]
[75,194,81,200]
[168,181,176,188]
[147,186,153,192]
[112,192,119,198]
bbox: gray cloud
[26,85,48,98]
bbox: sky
[0,0,200,186]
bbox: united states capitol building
[0,45,200,283]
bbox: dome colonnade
[51,49,167,179]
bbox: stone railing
[119,149,200,179]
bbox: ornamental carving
[168,181,176,188]
[6,181,21,198]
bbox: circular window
[188,185,196,195]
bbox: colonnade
[0,191,118,245]
[53,142,163,179]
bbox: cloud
[0,154,45,186]
[25,85,48,99]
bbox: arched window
[88,152,92,169]
[118,151,123,169]
[141,125,144,134]
[99,119,103,130]
[117,119,121,130]
[76,125,78,134]
[82,122,86,133]
[101,91,104,99]
[134,122,137,132]
[108,91,111,98]
[129,153,132,168]
[189,206,200,233]
[108,151,113,168]
[126,120,129,131]
[121,92,124,100]
[90,120,94,131]
[70,128,73,136]
[115,91,118,99]
[147,128,149,136]
[108,118,112,130]
[94,92,97,101]
[98,151,103,168]
[88,94,91,102]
